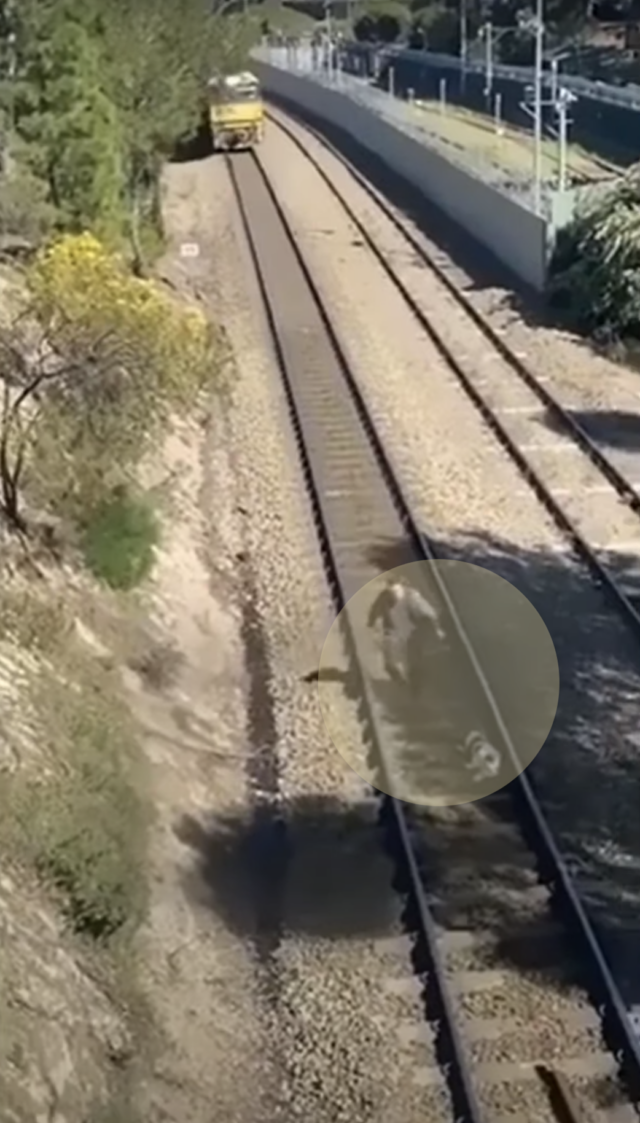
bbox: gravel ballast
[161,151,457,1122]
[257,115,640,1033]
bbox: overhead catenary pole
[494,91,502,135]
[550,56,558,102]
[558,94,568,192]
[533,0,544,215]
[460,0,468,93]
[325,0,333,79]
[555,87,575,193]
[483,21,493,100]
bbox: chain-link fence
[257,44,567,215]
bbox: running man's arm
[367,586,395,628]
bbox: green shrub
[33,770,145,941]
[12,666,149,943]
[548,168,640,342]
[81,489,160,591]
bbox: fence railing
[256,45,585,217]
[354,42,640,112]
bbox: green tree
[549,169,640,343]
[93,0,256,268]
[7,0,124,239]
[0,233,221,531]
[0,0,256,259]
[354,0,410,41]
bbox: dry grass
[410,98,618,182]
[0,575,151,943]
[0,581,72,655]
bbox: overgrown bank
[0,215,229,1118]
[0,1,241,1106]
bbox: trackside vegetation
[0,1,243,1115]
[549,167,640,347]
[0,0,255,265]
[0,231,219,548]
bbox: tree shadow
[365,530,640,1005]
[170,122,214,164]
[542,408,640,452]
[173,790,615,1026]
[174,795,398,943]
[172,521,640,1015]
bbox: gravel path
[257,118,640,998]
[156,151,454,1122]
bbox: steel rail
[226,143,640,1107]
[263,107,640,646]
[264,105,639,513]
[226,150,486,1123]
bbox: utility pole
[555,86,576,193]
[482,22,515,106]
[518,0,548,216]
[550,56,558,103]
[482,21,493,100]
[460,0,468,94]
[326,0,333,70]
[533,0,544,215]
[557,93,567,192]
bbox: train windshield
[209,76,261,104]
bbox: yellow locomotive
[206,71,264,152]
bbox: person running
[367,578,446,685]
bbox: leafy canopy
[549,167,640,343]
[1,0,255,246]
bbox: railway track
[225,144,640,1123]
[265,106,640,635]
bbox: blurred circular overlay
[317,560,560,807]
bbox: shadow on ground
[367,531,640,998]
[175,795,395,941]
[170,123,215,164]
[542,407,640,451]
[174,792,601,1008]
[175,523,640,1010]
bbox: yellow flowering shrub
[28,232,218,414]
[0,231,224,529]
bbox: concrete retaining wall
[254,59,549,291]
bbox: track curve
[265,105,640,643]
[225,144,640,1123]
